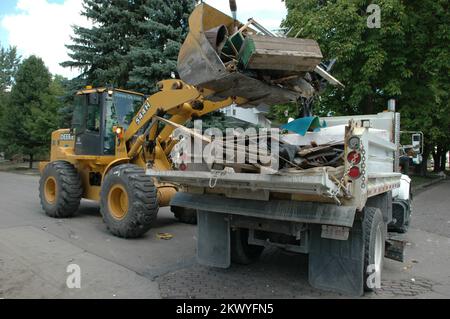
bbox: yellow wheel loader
[38,82,245,238]
[38,3,337,238]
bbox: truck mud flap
[197,210,231,268]
[385,233,407,262]
[308,220,364,296]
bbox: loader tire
[231,228,264,265]
[171,206,197,224]
[100,164,158,238]
[39,161,82,218]
[363,207,386,291]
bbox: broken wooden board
[239,35,323,72]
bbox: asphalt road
[0,171,449,299]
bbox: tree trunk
[29,153,33,169]
[416,145,430,176]
[432,149,440,172]
[440,149,448,171]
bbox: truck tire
[230,228,264,265]
[171,206,197,224]
[363,207,386,291]
[100,164,158,238]
[39,161,83,218]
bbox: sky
[0,0,287,79]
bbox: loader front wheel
[101,164,158,238]
[39,161,83,218]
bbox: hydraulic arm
[115,79,247,171]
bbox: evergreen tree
[0,45,21,147]
[63,0,146,88]
[128,0,195,93]
[62,0,195,92]
[0,56,60,167]
[56,76,86,128]
[25,76,66,155]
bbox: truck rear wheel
[39,161,83,218]
[363,207,386,291]
[171,206,197,224]
[100,164,158,238]
[230,228,264,264]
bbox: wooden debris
[239,35,323,72]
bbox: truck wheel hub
[374,225,383,274]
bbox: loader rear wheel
[39,161,83,218]
[100,164,158,238]
[363,207,386,291]
[171,206,198,224]
[231,228,264,265]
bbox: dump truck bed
[148,112,403,210]
[147,168,401,205]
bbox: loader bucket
[177,3,323,107]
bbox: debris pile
[177,3,343,107]
[279,141,345,170]
[170,125,345,175]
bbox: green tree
[0,45,20,92]
[127,0,195,93]
[283,0,449,174]
[56,76,85,128]
[268,103,299,126]
[0,45,21,149]
[62,0,146,88]
[0,56,60,167]
[62,0,195,93]
[25,76,66,158]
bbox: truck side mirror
[412,133,421,153]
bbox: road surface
[0,171,449,298]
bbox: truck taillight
[348,136,360,150]
[348,166,361,179]
[347,151,361,164]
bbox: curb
[412,176,446,196]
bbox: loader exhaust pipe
[229,0,237,20]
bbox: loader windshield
[103,91,144,155]
[113,91,144,129]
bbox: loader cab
[71,88,144,156]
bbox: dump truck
[145,3,418,297]
[148,110,417,296]
[38,3,338,238]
